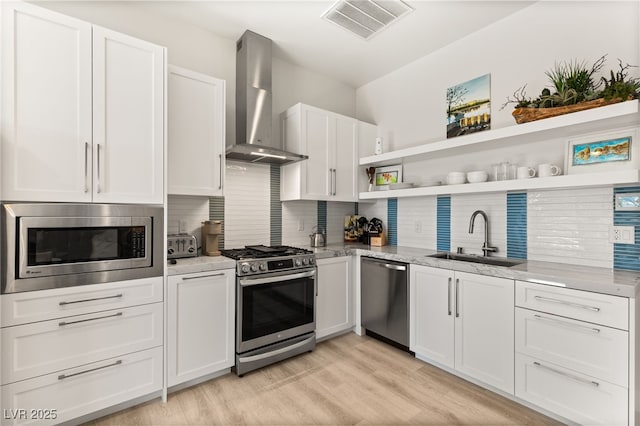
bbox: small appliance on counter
[201,220,222,256]
[309,225,326,247]
[167,233,198,259]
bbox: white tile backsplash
[327,202,356,244]
[451,193,506,256]
[224,161,271,249]
[282,200,317,247]
[397,197,437,249]
[167,195,210,247]
[358,199,387,228]
[528,187,613,268]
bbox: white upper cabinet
[1,3,165,204]
[1,3,92,202]
[92,26,164,204]
[168,65,225,196]
[281,103,373,202]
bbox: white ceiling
[140,1,535,88]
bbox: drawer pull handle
[533,314,601,333]
[58,360,122,380]
[533,361,599,387]
[182,273,225,281]
[59,312,123,327]
[534,295,601,312]
[59,294,123,306]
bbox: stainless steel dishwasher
[360,257,409,350]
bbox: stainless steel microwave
[1,203,164,293]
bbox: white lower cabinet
[167,269,235,387]
[516,353,627,426]
[514,280,630,425]
[0,278,164,425]
[410,265,514,394]
[316,257,353,340]
[1,347,163,426]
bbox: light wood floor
[87,333,561,425]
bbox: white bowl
[467,170,488,183]
[446,172,466,185]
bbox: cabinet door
[454,271,514,394]
[316,257,353,339]
[410,265,455,368]
[92,26,164,204]
[167,269,235,387]
[168,66,225,196]
[332,116,358,201]
[1,3,92,202]
[302,106,331,199]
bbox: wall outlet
[298,220,304,231]
[415,221,422,233]
[609,225,635,244]
[178,220,187,234]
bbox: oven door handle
[239,269,316,287]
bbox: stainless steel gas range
[221,245,316,376]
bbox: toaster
[167,233,198,259]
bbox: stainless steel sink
[427,252,524,267]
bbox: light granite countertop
[312,243,640,298]
[166,255,236,276]
[168,244,640,297]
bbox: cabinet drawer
[1,276,163,327]
[515,281,628,330]
[1,346,162,425]
[2,303,162,384]
[515,308,628,386]
[515,353,627,426]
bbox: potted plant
[502,55,640,123]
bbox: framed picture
[565,128,639,175]
[375,165,402,188]
[446,73,491,139]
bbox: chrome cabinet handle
[332,169,337,195]
[58,360,122,380]
[455,278,460,317]
[84,142,89,193]
[219,153,223,190]
[59,294,123,306]
[329,168,334,196]
[534,295,600,312]
[533,314,600,333]
[59,311,122,327]
[447,277,452,316]
[182,272,224,281]
[96,143,102,193]
[533,361,599,387]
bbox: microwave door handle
[239,270,316,287]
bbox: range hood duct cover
[227,30,308,165]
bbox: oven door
[237,268,316,353]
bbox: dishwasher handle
[363,258,407,271]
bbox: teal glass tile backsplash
[507,193,527,259]
[388,198,397,246]
[614,187,640,271]
[437,196,451,251]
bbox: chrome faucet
[468,210,498,256]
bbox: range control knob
[259,263,267,271]
[250,264,258,272]
[295,258,302,267]
[240,263,250,273]
[302,257,309,265]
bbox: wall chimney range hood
[226,30,308,165]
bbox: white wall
[356,1,640,150]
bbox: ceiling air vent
[322,0,413,40]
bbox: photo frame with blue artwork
[565,128,639,175]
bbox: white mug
[517,166,536,179]
[538,163,561,177]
